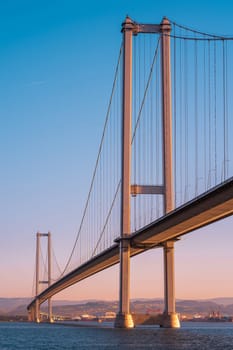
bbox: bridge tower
[160,17,180,329]
[114,16,134,329]
[33,231,53,323]
[115,16,180,328]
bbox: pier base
[28,311,32,322]
[160,312,180,328]
[114,313,134,328]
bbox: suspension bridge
[27,16,233,328]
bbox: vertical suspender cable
[173,27,177,206]
[143,35,147,225]
[156,49,160,217]
[184,35,188,201]
[194,36,198,196]
[149,35,153,221]
[214,40,217,185]
[208,40,211,188]
[133,36,137,231]
[225,40,229,178]
[223,40,226,180]
[179,32,183,204]
[138,36,141,228]
[203,38,207,190]
[138,38,140,226]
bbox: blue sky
[1,0,233,301]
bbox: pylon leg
[161,241,180,328]
[115,239,134,328]
[48,298,53,323]
[35,299,40,323]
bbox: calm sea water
[0,321,233,349]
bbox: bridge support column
[35,232,41,323]
[28,308,33,322]
[34,231,53,323]
[115,238,134,328]
[47,232,53,323]
[48,299,53,323]
[115,16,134,329]
[160,17,180,329]
[161,241,180,328]
[35,299,41,323]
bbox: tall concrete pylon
[115,16,180,328]
[33,231,53,323]
[114,16,135,329]
[160,17,180,328]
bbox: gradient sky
[1,0,233,302]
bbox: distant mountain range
[1,297,233,317]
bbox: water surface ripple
[0,322,233,349]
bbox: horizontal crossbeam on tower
[134,23,161,34]
[131,184,164,196]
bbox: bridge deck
[28,177,233,310]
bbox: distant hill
[0,297,233,317]
[208,297,233,306]
[176,300,224,314]
[0,298,97,316]
[0,298,31,314]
